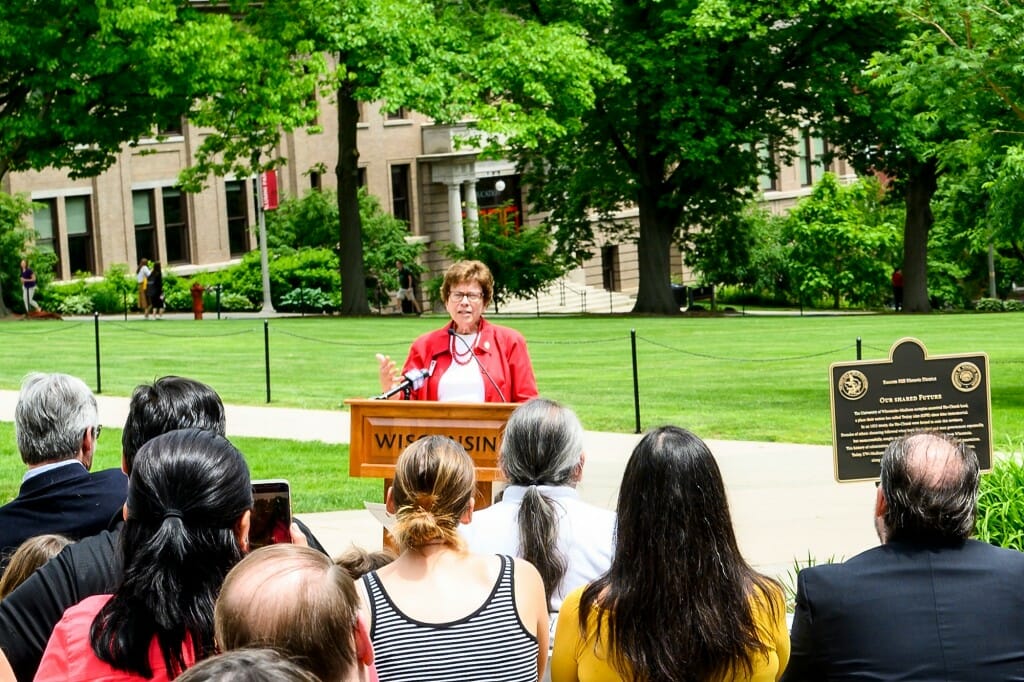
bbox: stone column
[447,183,464,248]
[463,180,479,243]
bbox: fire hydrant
[190,283,205,320]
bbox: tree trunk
[336,81,370,316]
[902,160,937,313]
[631,152,680,314]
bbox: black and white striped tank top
[363,554,539,682]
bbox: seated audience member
[551,426,789,682]
[176,649,318,682]
[0,535,71,600]
[0,373,127,563]
[359,436,549,681]
[461,398,615,621]
[0,376,322,682]
[782,431,1024,680]
[0,376,227,681]
[334,545,397,580]
[216,544,375,682]
[35,429,253,681]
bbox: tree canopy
[508,0,895,313]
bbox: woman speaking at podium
[376,260,538,402]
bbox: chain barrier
[636,335,857,362]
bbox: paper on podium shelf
[364,501,396,532]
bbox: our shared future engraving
[830,337,992,482]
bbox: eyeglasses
[449,291,484,303]
[91,424,102,440]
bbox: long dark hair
[500,398,583,609]
[90,429,252,678]
[579,426,780,681]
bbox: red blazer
[401,318,538,402]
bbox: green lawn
[1,312,1022,444]
[1,312,1022,512]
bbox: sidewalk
[0,390,877,579]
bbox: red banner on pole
[260,170,279,211]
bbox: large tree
[233,0,617,315]
[507,0,896,313]
[820,0,1024,311]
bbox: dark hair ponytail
[91,429,252,678]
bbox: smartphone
[250,479,292,550]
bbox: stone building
[2,98,851,300]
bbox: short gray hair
[880,431,979,542]
[15,373,98,465]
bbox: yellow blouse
[550,584,790,682]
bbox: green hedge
[976,448,1024,551]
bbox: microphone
[374,368,430,400]
[448,328,508,402]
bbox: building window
[309,171,322,190]
[385,106,407,121]
[757,141,779,192]
[601,245,620,291]
[157,118,183,137]
[162,188,191,264]
[225,181,250,256]
[65,195,95,275]
[357,167,367,188]
[799,130,828,186]
[133,190,157,265]
[32,199,60,276]
[390,164,411,225]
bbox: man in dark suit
[0,373,127,562]
[783,431,1024,681]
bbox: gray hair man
[0,373,127,562]
[783,431,1024,680]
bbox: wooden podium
[346,399,517,521]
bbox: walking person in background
[148,262,164,319]
[19,260,40,315]
[395,259,421,315]
[891,268,903,311]
[137,258,152,318]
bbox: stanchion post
[856,336,862,360]
[94,312,102,394]
[631,328,641,434]
[264,319,271,403]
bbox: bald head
[878,431,979,543]
[215,544,364,682]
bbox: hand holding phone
[250,479,292,550]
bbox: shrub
[217,291,257,312]
[57,294,94,315]
[975,448,1024,551]
[164,287,192,312]
[1003,299,1024,312]
[975,297,1005,312]
[278,287,338,313]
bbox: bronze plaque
[829,337,991,482]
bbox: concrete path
[0,389,877,580]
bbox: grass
[1,312,1023,444]
[0,422,382,514]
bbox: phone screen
[250,479,292,549]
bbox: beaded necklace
[450,331,479,365]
